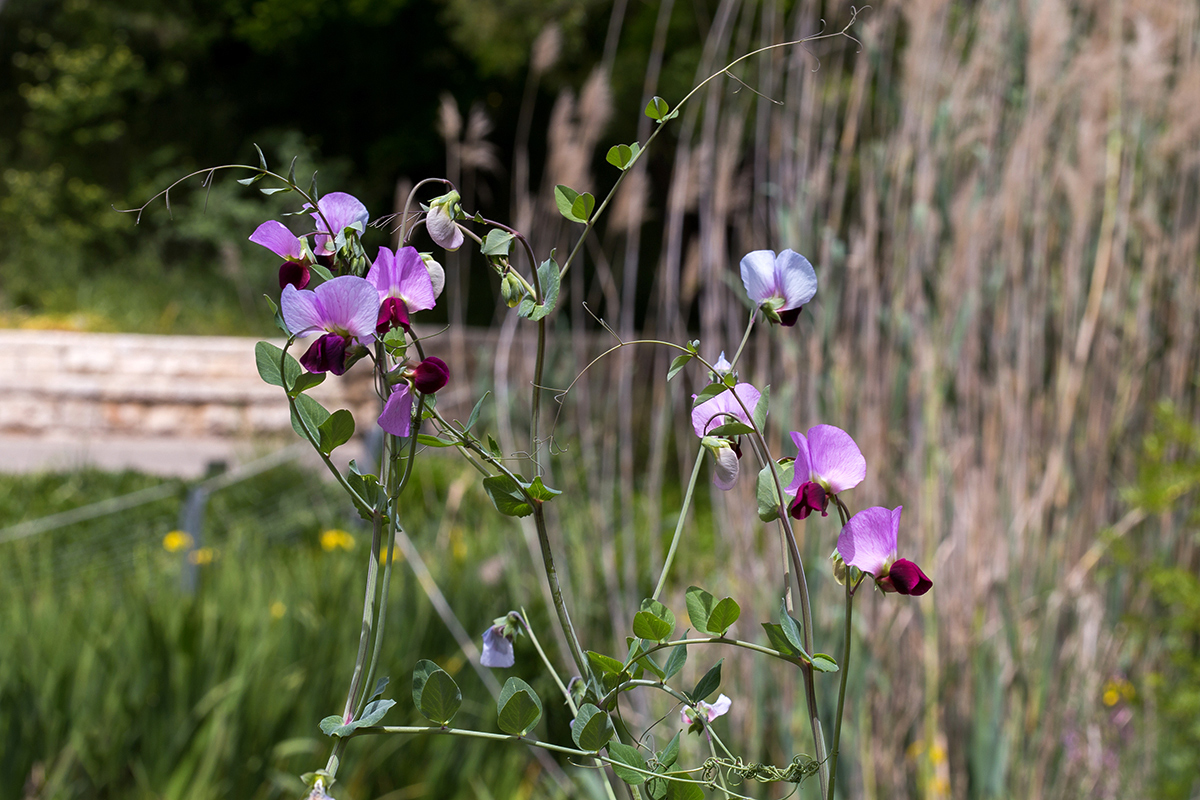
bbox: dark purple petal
[412,357,449,394]
[300,334,348,375]
[888,559,932,596]
[376,297,410,334]
[789,481,828,519]
[279,261,310,290]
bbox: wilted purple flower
[681,694,731,727]
[740,249,817,326]
[249,220,312,289]
[281,276,379,375]
[784,425,866,519]
[366,246,437,334]
[837,506,932,596]
[481,625,515,668]
[377,384,413,437]
[426,191,463,251]
[307,192,370,257]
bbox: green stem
[532,506,590,680]
[516,608,574,712]
[652,446,706,601]
[727,309,756,370]
[827,578,854,800]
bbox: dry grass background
[427,0,1199,797]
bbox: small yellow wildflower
[163,530,194,553]
[320,529,355,551]
[270,601,287,619]
[188,547,218,565]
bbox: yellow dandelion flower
[163,530,194,553]
[320,529,355,551]
[270,601,287,619]
[188,547,217,565]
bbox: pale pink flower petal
[377,385,414,437]
[837,506,901,576]
[249,220,304,261]
[691,383,761,438]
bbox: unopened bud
[501,273,526,308]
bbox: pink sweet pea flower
[740,249,817,326]
[249,220,312,289]
[692,383,762,491]
[681,694,731,727]
[784,425,866,519]
[306,192,370,257]
[366,246,437,333]
[377,384,414,436]
[836,506,932,596]
[281,276,379,375]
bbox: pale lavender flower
[249,220,312,288]
[480,625,515,668]
[836,505,932,596]
[740,249,817,326]
[692,383,761,491]
[307,192,370,257]
[377,384,414,437]
[681,694,731,727]
[426,191,463,251]
[366,246,437,333]
[281,276,379,375]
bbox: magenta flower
[377,384,413,436]
[307,192,370,257]
[480,625,515,668]
[784,425,866,519]
[692,383,761,491]
[740,249,817,326]
[249,220,312,289]
[681,694,731,727]
[366,246,437,333]
[837,506,932,596]
[281,276,379,375]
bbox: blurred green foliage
[1110,403,1200,799]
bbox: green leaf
[317,409,355,455]
[346,461,381,520]
[554,185,587,222]
[263,294,288,335]
[688,659,723,704]
[811,653,839,673]
[659,731,681,769]
[525,476,561,502]
[319,715,346,736]
[684,586,715,632]
[412,660,462,725]
[761,622,803,658]
[291,393,331,442]
[310,262,334,282]
[753,385,770,430]
[518,256,561,321]
[587,650,627,677]
[369,676,389,702]
[778,599,806,655]
[255,341,302,389]
[482,474,534,518]
[497,677,542,736]
[570,192,596,222]
[665,776,704,800]
[606,144,633,169]
[691,382,728,408]
[756,461,795,522]
[667,353,692,381]
[607,742,648,785]
[290,371,326,396]
[632,612,673,642]
[236,172,264,186]
[663,643,687,680]
[356,698,395,727]
[486,434,503,457]
[644,96,671,121]
[482,229,515,256]
[416,434,456,447]
[464,393,488,431]
[571,704,615,751]
[706,421,755,437]
[627,638,665,680]
[260,186,291,196]
[706,598,741,636]
[287,155,298,186]
[253,142,268,170]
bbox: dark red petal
[412,356,449,394]
[889,559,932,596]
[789,481,828,520]
[278,261,310,290]
[777,306,803,327]
[300,334,348,375]
[376,296,411,334]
